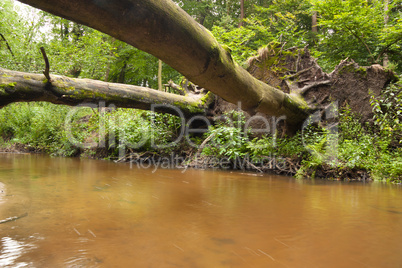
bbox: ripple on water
[0,237,34,268]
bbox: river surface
[0,154,401,267]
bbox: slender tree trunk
[104,62,111,82]
[383,0,389,67]
[312,11,318,33]
[238,0,245,27]
[311,11,318,45]
[198,13,206,26]
[118,62,127,83]
[158,59,163,91]
[104,38,115,82]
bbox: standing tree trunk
[158,59,163,91]
[118,62,127,83]
[312,11,318,33]
[383,0,389,67]
[238,0,245,27]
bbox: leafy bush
[87,108,182,156]
[370,80,402,148]
[0,102,83,156]
[0,103,183,157]
[247,133,306,161]
[202,111,250,160]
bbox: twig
[0,33,16,59]
[279,42,287,54]
[0,212,28,224]
[245,159,263,173]
[295,49,301,72]
[196,132,216,157]
[40,47,51,82]
[376,35,402,63]
[344,25,375,63]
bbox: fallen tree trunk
[16,0,314,125]
[0,68,211,117]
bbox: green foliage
[370,80,402,147]
[202,111,250,160]
[105,41,181,87]
[247,133,306,161]
[0,0,45,72]
[0,103,82,156]
[177,0,271,29]
[44,24,112,79]
[101,109,182,155]
[0,103,182,157]
[372,150,402,182]
[339,104,365,140]
[252,0,312,45]
[312,0,402,71]
[297,104,402,181]
[338,135,376,170]
[212,25,259,63]
[197,102,402,182]
[211,0,312,63]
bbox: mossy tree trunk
[15,0,314,125]
[0,68,210,117]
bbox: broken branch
[40,47,51,82]
[0,33,16,59]
[0,212,28,224]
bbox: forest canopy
[1,0,401,81]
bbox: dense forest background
[2,0,402,81]
[0,0,401,181]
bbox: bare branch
[0,33,17,64]
[40,47,51,81]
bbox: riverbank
[0,102,401,183]
[0,140,391,183]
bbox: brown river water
[0,153,401,267]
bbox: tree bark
[158,59,163,91]
[15,0,314,125]
[312,11,318,33]
[383,0,389,67]
[238,0,245,27]
[0,68,210,117]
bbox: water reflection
[0,154,401,267]
[0,237,34,267]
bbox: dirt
[247,44,397,124]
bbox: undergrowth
[0,79,401,183]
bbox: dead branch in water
[0,212,28,224]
